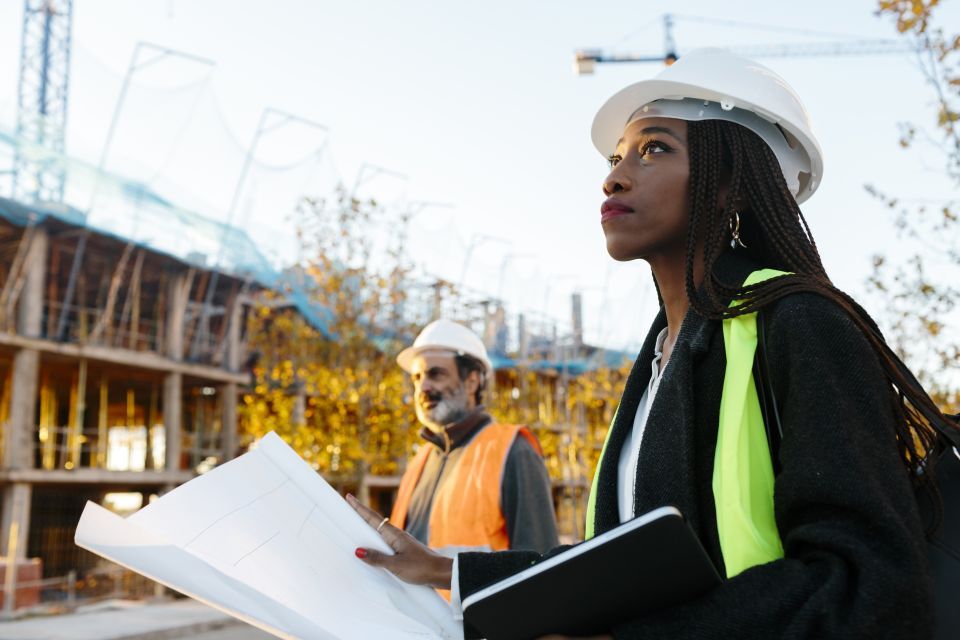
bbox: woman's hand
[346,493,453,589]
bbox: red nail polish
[346,493,355,501]
[355,548,367,559]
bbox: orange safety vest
[393,422,541,570]
[392,422,542,600]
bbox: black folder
[461,506,721,640]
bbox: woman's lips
[601,199,634,222]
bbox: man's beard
[415,385,470,430]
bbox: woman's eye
[607,154,622,169]
[640,141,668,157]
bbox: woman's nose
[602,168,631,197]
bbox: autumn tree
[240,184,633,538]
[240,187,420,486]
[869,0,960,412]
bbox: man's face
[409,350,476,430]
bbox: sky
[0,0,956,352]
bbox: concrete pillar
[358,475,371,507]
[551,324,559,362]
[220,382,237,461]
[163,372,182,471]
[571,292,583,356]
[493,305,507,355]
[163,271,188,472]
[518,313,529,361]
[17,228,47,338]
[0,484,31,559]
[4,229,46,472]
[431,280,443,321]
[4,350,39,471]
[219,298,241,462]
[0,229,47,568]
[226,298,241,373]
[292,387,307,429]
[165,273,189,362]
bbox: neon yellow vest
[585,269,787,578]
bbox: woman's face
[600,117,691,262]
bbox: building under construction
[0,193,627,607]
[0,0,632,607]
[0,195,256,601]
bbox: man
[391,318,558,564]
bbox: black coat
[459,252,933,639]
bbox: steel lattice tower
[12,0,74,204]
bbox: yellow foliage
[239,186,635,489]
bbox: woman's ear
[715,154,744,213]
[716,180,743,214]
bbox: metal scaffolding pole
[189,108,328,360]
[54,43,214,342]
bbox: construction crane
[12,0,74,204]
[573,14,921,75]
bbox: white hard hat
[591,48,823,204]
[396,319,493,375]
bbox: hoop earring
[729,211,747,250]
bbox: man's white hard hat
[397,319,493,375]
[591,48,824,204]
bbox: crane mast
[12,0,74,204]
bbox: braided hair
[684,119,955,494]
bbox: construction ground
[0,598,272,639]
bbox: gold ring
[376,516,389,533]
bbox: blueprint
[75,432,461,640]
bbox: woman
[348,48,950,639]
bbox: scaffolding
[0,196,257,612]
